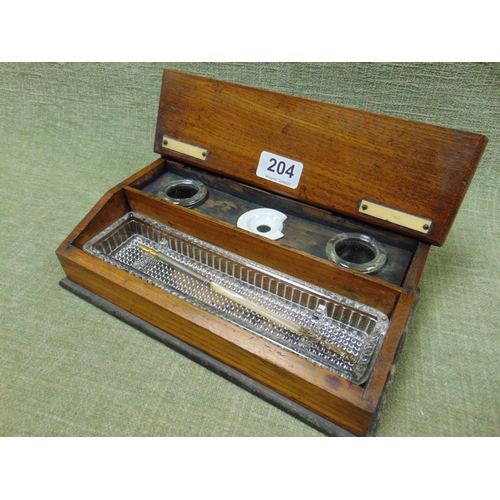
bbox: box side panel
[124,187,402,316]
[58,246,374,435]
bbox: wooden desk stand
[57,70,487,436]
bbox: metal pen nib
[138,242,353,362]
[139,243,209,284]
[138,243,157,258]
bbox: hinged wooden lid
[154,69,487,246]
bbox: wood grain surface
[154,70,487,245]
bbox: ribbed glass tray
[83,212,389,384]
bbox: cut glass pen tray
[83,212,389,384]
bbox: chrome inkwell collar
[159,179,208,208]
[326,233,387,274]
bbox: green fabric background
[1,62,498,436]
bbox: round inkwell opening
[326,233,387,274]
[256,225,271,233]
[166,185,199,200]
[160,179,208,208]
[335,241,376,264]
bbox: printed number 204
[267,158,295,178]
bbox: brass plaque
[161,135,208,161]
[359,200,433,234]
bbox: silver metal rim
[159,179,208,208]
[326,233,387,274]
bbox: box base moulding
[59,277,362,437]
